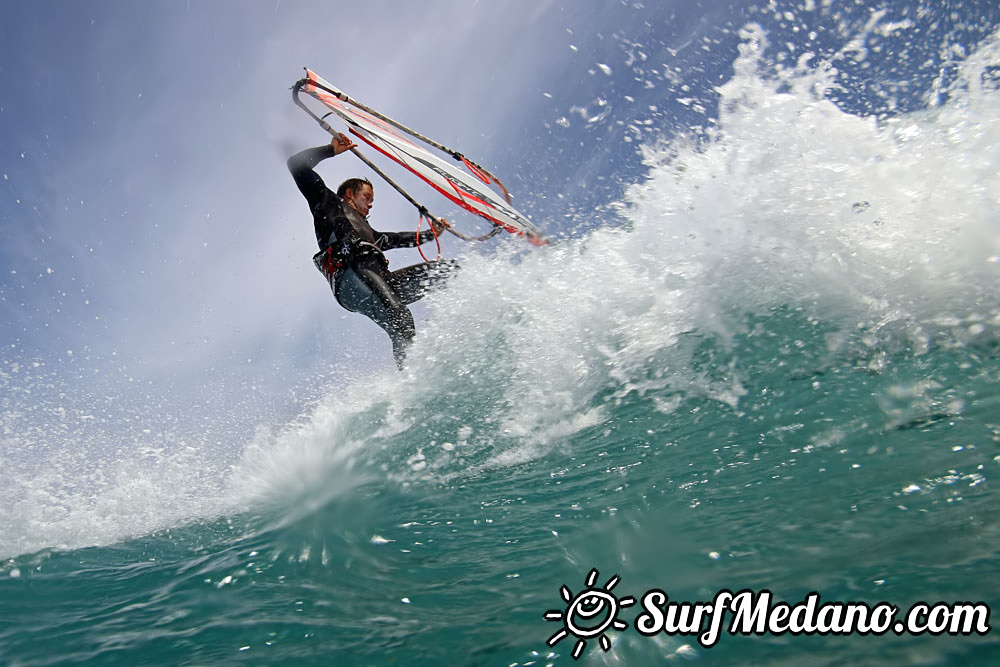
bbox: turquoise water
[3,311,998,665]
[3,7,1000,666]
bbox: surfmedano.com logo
[543,569,636,660]
[544,569,992,660]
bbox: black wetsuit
[287,144,456,368]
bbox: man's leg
[390,259,459,305]
[337,266,416,369]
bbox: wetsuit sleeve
[373,228,438,251]
[287,144,338,210]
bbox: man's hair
[337,177,372,198]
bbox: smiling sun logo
[544,568,636,660]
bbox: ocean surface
[3,4,1000,666]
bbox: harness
[312,236,388,288]
[312,245,343,288]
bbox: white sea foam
[383,23,1000,472]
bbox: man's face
[345,183,374,218]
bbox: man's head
[338,178,374,217]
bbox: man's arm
[286,134,357,207]
[375,218,450,251]
[287,144,336,206]
[375,228,435,250]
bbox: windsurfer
[288,132,457,369]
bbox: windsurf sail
[292,68,546,246]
